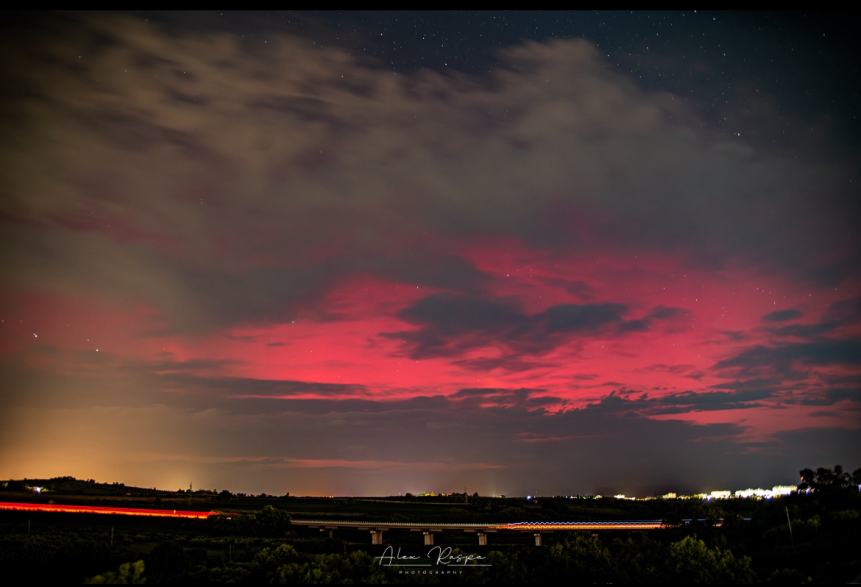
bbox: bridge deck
[291,519,666,531]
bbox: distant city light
[733,485,796,499]
[602,485,799,501]
[403,484,802,501]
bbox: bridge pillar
[533,533,542,547]
[423,531,434,546]
[371,530,383,545]
[477,532,488,546]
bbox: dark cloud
[647,306,690,321]
[382,294,527,358]
[764,298,861,339]
[398,294,525,335]
[823,297,861,324]
[536,277,595,300]
[449,387,560,411]
[763,308,803,322]
[768,322,839,339]
[619,306,690,333]
[541,303,627,333]
[715,339,861,373]
[719,330,750,342]
[160,374,370,398]
[825,387,861,403]
[592,388,774,416]
[649,389,773,414]
[385,294,683,359]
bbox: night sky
[1,11,859,496]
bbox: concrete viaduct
[291,519,669,546]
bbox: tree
[85,560,146,584]
[665,536,756,583]
[798,468,816,491]
[254,505,292,536]
[798,465,857,494]
[146,542,189,583]
[546,535,615,583]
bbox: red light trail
[0,501,215,519]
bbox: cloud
[542,303,628,333]
[0,14,857,338]
[824,388,861,403]
[619,305,690,333]
[715,339,861,373]
[383,293,684,359]
[762,308,803,322]
[823,297,861,324]
[589,388,774,416]
[760,298,861,339]
[161,374,370,399]
[449,387,562,411]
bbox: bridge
[0,501,714,547]
[291,518,669,546]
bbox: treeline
[85,535,758,584]
[798,465,861,494]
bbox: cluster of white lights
[595,485,800,501]
[613,494,636,500]
[731,485,796,499]
[671,485,797,501]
